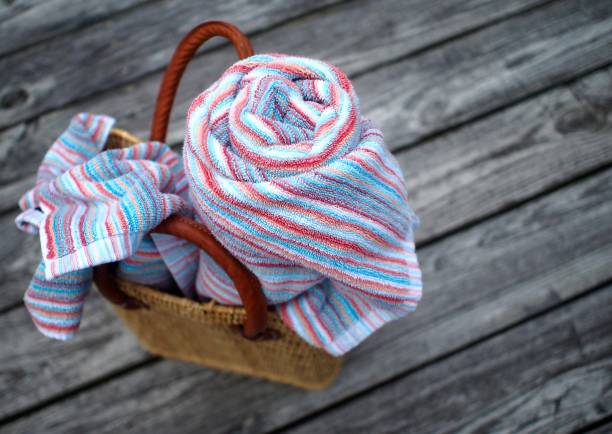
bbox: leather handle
[94,214,268,339]
[150,21,254,142]
[95,22,268,339]
[154,215,267,338]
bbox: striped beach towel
[184,54,422,355]
[15,113,187,339]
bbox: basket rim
[109,277,287,328]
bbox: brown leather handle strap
[154,215,267,338]
[150,21,254,142]
[94,214,268,339]
[95,21,267,338]
[94,264,147,310]
[148,22,264,337]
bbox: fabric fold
[16,113,187,339]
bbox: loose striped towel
[184,54,422,355]
[15,113,187,339]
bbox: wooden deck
[1,0,611,432]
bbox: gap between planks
[0,357,160,426]
[0,0,162,57]
[270,278,612,434]
[0,0,356,130]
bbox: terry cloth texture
[15,113,187,340]
[184,54,422,355]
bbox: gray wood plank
[359,0,612,149]
[0,0,151,56]
[0,0,548,130]
[399,65,612,241]
[0,292,148,421]
[0,0,44,23]
[0,0,345,129]
[2,159,611,431]
[0,174,34,214]
[0,0,608,187]
[0,208,40,311]
[585,420,612,434]
[283,285,612,434]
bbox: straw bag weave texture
[94,22,342,390]
[111,277,341,389]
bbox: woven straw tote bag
[93,21,342,390]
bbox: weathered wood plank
[0,292,148,421]
[2,161,611,431]
[0,0,547,130]
[0,0,151,56]
[284,285,612,434]
[0,0,44,23]
[0,0,608,187]
[585,420,612,434]
[0,174,34,214]
[0,0,344,129]
[399,65,612,241]
[360,0,612,149]
[0,209,40,311]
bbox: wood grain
[584,420,612,434]
[1,0,609,190]
[0,208,40,311]
[0,0,44,23]
[403,65,612,242]
[0,0,151,56]
[0,292,148,421]
[2,163,611,431]
[359,0,612,149]
[0,0,548,130]
[284,285,612,434]
[0,174,34,214]
[0,0,345,129]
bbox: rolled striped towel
[184,54,422,355]
[16,113,187,339]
